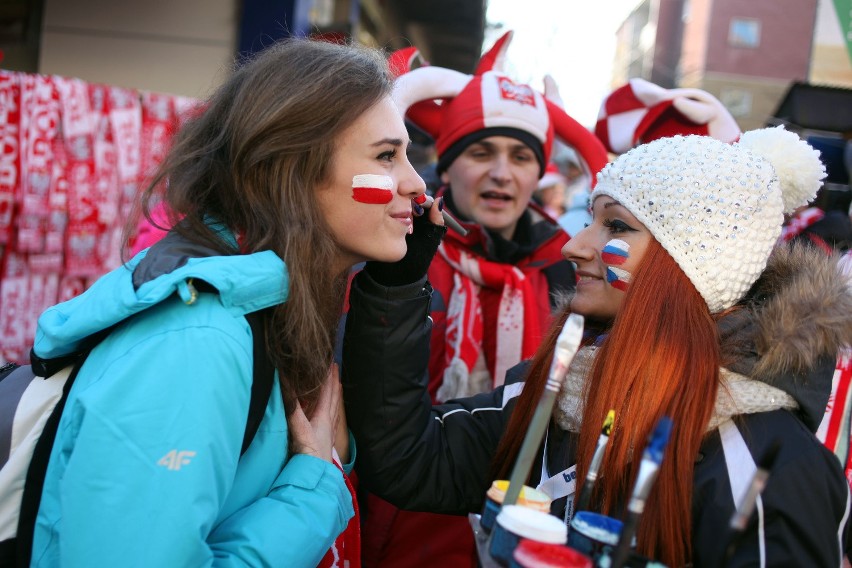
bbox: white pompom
[737,126,826,214]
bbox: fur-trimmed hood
[718,242,852,430]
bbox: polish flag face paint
[606,266,631,292]
[601,239,630,266]
[352,174,394,204]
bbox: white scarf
[553,346,798,433]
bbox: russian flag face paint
[601,239,630,266]
[606,266,631,292]
[352,174,394,204]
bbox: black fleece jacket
[342,245,852,567]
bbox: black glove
[364,212,447,286]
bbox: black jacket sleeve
[342,270,521,515]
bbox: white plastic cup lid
[495,505,567,544]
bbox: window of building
[719,88,753,117]
[729,18,761,48]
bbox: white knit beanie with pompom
[590,126,826,313]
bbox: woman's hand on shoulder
[287,364,342,464]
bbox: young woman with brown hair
[343,127,852,566]
[26,39,436,567]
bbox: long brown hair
[492,239,720,567]
[124,39,393,413]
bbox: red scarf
[816,253,852,488]
[318,460,361,568]
[435,239,543,401]
[781,207,825,242]
[817,349,852,488]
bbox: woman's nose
[398,158,426,198]
[562,225,595,262]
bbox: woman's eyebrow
[370,138,407,148]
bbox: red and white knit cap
[432,71,554,174]
[391,32,609,181]
[595,78,741,154]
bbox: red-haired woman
[342,127,852,567]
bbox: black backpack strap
[242,310,275,456]
[16,323,118,566]
[187,281,274,456]
[13,302,271,565]
[15,356,87,567]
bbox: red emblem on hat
[498,77,536,107]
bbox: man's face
[441,135,541,240]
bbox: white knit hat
[590,126,826,313]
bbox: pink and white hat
[594,78,741,154]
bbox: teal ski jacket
[31,232,354,567]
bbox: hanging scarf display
[0,71,20,246]
[97,86,141,270]
[18,73,60,254]
[0,251,30,362]
[43,126,68,261]
[0,70,200,363]
[61,81,103,277]
[139,91,176,198]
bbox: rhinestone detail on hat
[589,134,784,313]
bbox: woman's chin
[374,244,408,264]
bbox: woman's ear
[440,170,451,185]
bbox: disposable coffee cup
[510,538,593,568]
[489,505,566,567]
[481,480,552,534]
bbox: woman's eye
[378,149,397,162]
[602,218,634,234]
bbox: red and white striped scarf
[817,349,852,489]
[436,240,542,402]
[781,207,825,242]
[318,456,361,568]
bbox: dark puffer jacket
[343,243,852,567]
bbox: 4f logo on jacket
[157,449,196,470]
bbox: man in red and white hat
[357,33,608,568]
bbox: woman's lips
[390,210,412,226]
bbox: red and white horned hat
[391,32,609,184]
[595,78,741,154]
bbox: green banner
[835,0,852,63]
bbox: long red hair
[491,239,720,567]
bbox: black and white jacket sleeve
[342,270,523,515]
